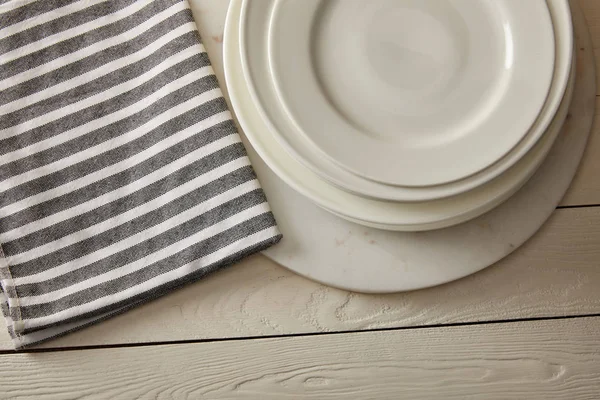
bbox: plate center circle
[364,3,463,93]
[311,0,507,145]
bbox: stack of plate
[226,0,574,232]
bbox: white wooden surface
[0,0,599,398]
[0,206,598,351]
[1,318,599,399]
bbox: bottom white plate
[225,1,595,292]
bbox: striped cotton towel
[0,0,281,348]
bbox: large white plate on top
[259,0,555,187]
[241,0,572,202]
[234,0,573,231]
[224,0,595,292]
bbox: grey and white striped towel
[0,0,281,349]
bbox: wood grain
[2,206,598,350]
[1,317,599,399]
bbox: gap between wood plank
[5,312,600,355]
[557,203,600,209]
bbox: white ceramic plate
[264,0,555,186]
[240,0,572,202]
[230,0,574,231]
[228,0,595,292]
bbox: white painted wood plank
[560,102,600,206]
[2,206,599,350]
[1,317,599,399]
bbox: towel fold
[0,0,281,348]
